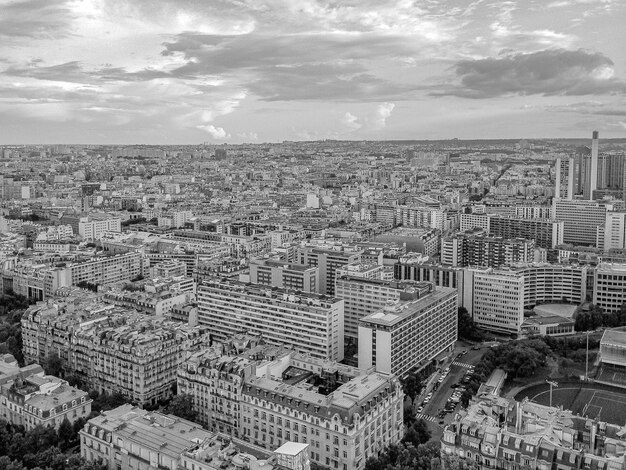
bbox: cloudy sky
[1,0,625,144]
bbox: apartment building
[78,214,122,241]
[335,273,431,341]
[460,213,563,249]
[441,232,534,268]
[22,299,210,406]
[296,245,362,295]
[553,199,613,246]
[81,405,306,470]
[249,257,319,293]
[358,284,457,377]
[197,279,344,361]
[395,205,445,230]
[594,263,626,314]
[442,391,626,470]
[1,372,91,430]
[240,357,403,470]
[177,337,290,436]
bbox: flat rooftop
[360,287,456,327]
[601,328,626,348]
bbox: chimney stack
[589,130,599,200]
[567,157,574,200]
[555,158,561,199]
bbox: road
[413,344,487,435]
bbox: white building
[79,215,121,241]
[197,279,345,361]
[358,284,457,377]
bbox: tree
[404,419,431,447]
[166,394,195,422]
[457,307,482,341]
[402,374,422,405]
[44,353,63,377]
[57,418,73,450]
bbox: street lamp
[546,379,558,408]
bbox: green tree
[57,418,74,450]
[44,352,63,377]
[403,419,431,447]
[166,394,195,422]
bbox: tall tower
[589,130,599,200]
[567,157,575,200]
[555,158,561,199]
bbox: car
[472,345,480,350]
[444,367,450,373]
[417,406,424,413]
[424,398,430,404]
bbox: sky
[1,0,625,144]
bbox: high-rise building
[358,283,457,377]
[589,130,599,199]
[553,199,613,246]
[335,274,431,341]
[197,279,344,361]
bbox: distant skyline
[1,0,625,144]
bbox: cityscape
[2,2,626,470]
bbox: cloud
[434,49,626,98]
[341,112,362,130]
[373,103,395,129]
[198,124,231,139]
[0,0,74,39]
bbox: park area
[514,381,626,425]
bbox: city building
[442,388,626,470]
[22,299,211,406]
[197,279,344,361]
[249,257,319,293]
[241,356,403,470]
[335,273,432,341]
[81,404,309,470]
[296,245,362,295]
[467,264,588,333]
[0,372,91,430]
[441,232,534,268]
[553,199,613,247]
[358,283,457,377]
[78,214,122,241]
[593,263,626,314]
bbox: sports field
[514,382,626,425]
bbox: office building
[249,257,319,293]
[468,264,588,333]
[197,279,344,361]
[553,199,613,247]
[358,283,457,377]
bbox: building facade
[358,284,457,377]
[197,279,344,361]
